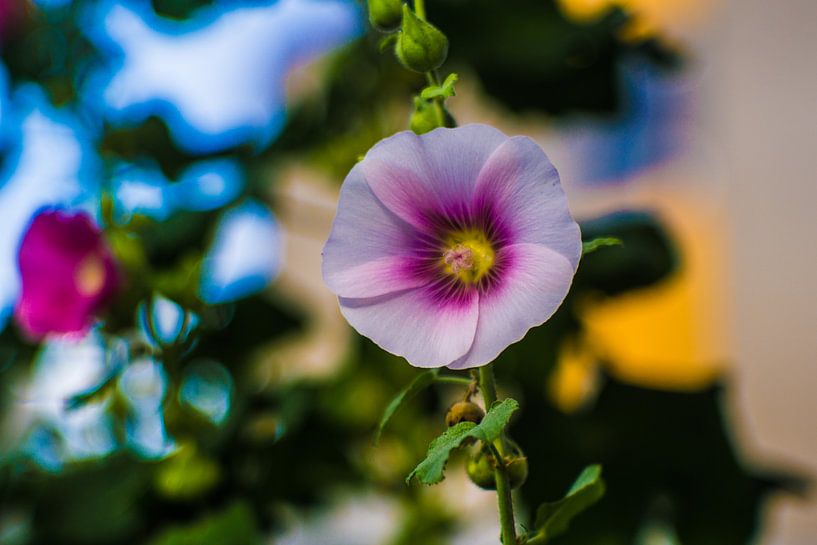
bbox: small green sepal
[420,73,458,100]
[582,237,623,255]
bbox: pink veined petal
[474,136,581,270]
[361,124,508,230]
[323,162,427,298]
[326,255,428,298]
[339,287,479,368]
[448,243,575,370]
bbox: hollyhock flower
[15,210,120,339]
[322,124,581,369]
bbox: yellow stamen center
[441,230,495,285]
[75,255,106,296]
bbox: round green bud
[445,400,485,427]
[395,4,448,73]
[466,451,496,490]
[506,455,529,490]
[410,97,457,134]
[465,446,528,490]
[409,98,438,135]
[368,0,403,32]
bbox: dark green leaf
[375,369,439,445]
[532,465,605,543]
[582,237,622,255]
[407,398,519,485]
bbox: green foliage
[582,237,623,255]
[407,398,519,485]
[529,465,605,543]
[154,442,221,500]
[147,502,260,545]
[512,373,804,545]
[395,4,449,73]
[432,0,680,115]
[576,210,678,296]
[376,369,439,445]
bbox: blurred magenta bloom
[15,210,120,339]
[84,0,363,153]
[0,85,100,328]
[322,125,581,369]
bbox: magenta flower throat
[322,124,581,369]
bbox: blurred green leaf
[576,210,678,296]
[530,465,606,543]
[407,398,519,485]
[376,369,439,445]
[582,237,622,255]
[147,502,260,545]
[154,442,221,501]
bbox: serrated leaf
[375,369,439,445]
[582,237,622,255]
[532,465,605,542]
[406,398,519,485]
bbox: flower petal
[448,243,575,369]
[474,136,581,269]
[323,163,427,298]
[339,287,478,368]
[361,124,508,230]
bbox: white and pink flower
[322,124,581,369]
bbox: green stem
[414,0,426,20]
[436,375,473,386]
[413,1,447,128]
[524,533,547,545]
[479,364,518,544]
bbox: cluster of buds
[368,0,449,72]
[444,399,529,491]
[368,0,455,134]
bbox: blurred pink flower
[15,210,120,339]
[322,124,581,369]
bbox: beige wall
[710,1,817,543]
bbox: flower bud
[395,4,448,73]
[445,400,485,427]
[410,97,457,135]
[15,210,121,339]
[368,0,403,32]
[506,455,529,489]
[466,445,528,490]
[410,97,438,134]
[466,451,496,490]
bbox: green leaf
[148,501,260,545]
[532,465,605,543]
[375,369,439,445]
[406,398,519,485]
[582,237,622,255]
